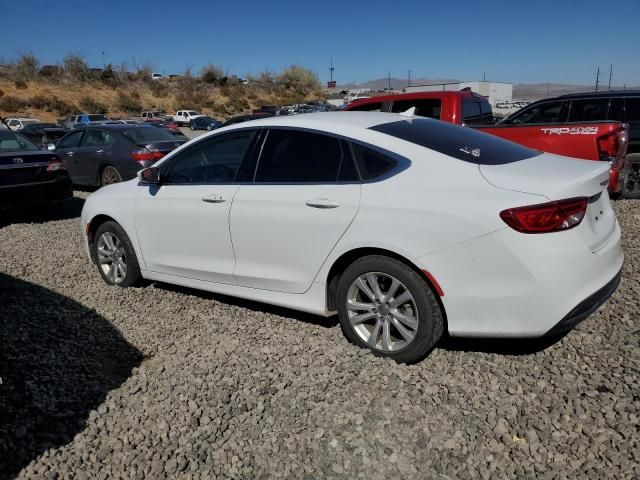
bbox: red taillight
[130,148,165,163]
[500,197,588,234]
[45,160,67,171]
[597,127,628,168]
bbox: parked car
[141,111,167,122]
[173,110,204,126]
[190,116,222,131]
[62,114,111,130]
[81,112,622,363]
[151,73,163,80]
[0,130,72,209]
[220,112,274,127]
[53,124,186,187]
[345,91,628,194]
[500,91,640,198]
[18,122,67,147]
[6,118,40,130]
[145,118,182,136]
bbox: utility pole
[329,58,334,83]
[408,69,412,88]
[595,66,605,92]
[388,71,391,90]
[546,82,550,96]
[483,72,486,81]
[608,64,613,91]
[102,51,105,68]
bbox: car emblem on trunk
[13,158,23,163]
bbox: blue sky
[1,0,639,86]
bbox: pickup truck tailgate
[480,152,616,252]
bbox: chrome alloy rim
[97,232,127,283]
[102,168,120,185]
[346,272,419,352]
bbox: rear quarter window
[370,118,539,165]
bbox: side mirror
[138,166,160,184]
[47,143,56,151]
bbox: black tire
[91,221,142,288]
[100,166,122,187]
[206,124,213,131]
[337,255,444,363]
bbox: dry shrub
[277,65,321,95]
[79,96,108,114]
[0,95,28,112]
[117,90,142,112]
[14,80,28,90]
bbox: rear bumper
[545,268,622,336]
[0,176,73,210]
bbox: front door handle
[66,151,74,157]
[96,149,104,154]
[305,198,340,209]
[202,194,226,204]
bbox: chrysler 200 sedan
[80,112,623,362]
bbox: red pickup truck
[344,91,628,193]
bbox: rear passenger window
[351,143,397,180]
[255,129,356,183]
[625,98,640,122]
[58,131,84,149]
[568,99,610,122]
[349,102,383,112]
[391,99,442,119]
[509,101,568,124]
[608,98,625,121]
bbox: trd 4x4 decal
[540,126,599,135]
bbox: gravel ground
[1,192,639,479]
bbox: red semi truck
[344,91,628,193]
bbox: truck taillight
[597,127,628,168]
[45,161,67,171]
[500,198,588,234]
[130,148,165,163]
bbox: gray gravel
[1,192,639,479]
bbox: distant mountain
[337,78,640,101]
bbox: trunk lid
[137,140,186,156]
[480,153,616,252]
[0,151,62,186]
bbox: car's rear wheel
[92,221,141,288]
[337,255,443,363]
[100,166,122,186]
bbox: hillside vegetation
[0,54,324,122]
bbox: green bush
[277,65,322,95]
[79,96,108,114]
[201,65,224,85]
[0,95,28,112]
[100,64,120,88]
[116,90,142,112]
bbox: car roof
[221,111,416,131]
[348,90,481,107]
[556,90,640,99]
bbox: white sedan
[81,112,623,362]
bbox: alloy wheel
[101,167,121,186]
[97,232,127,284]
[346,272,419,352]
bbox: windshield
[121,126,177,143]
[88,114,109,121]
[22,119,39,125]
[370,118,539,165]
[0,131,40,152]
[188,111,200,116]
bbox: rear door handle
[202,194,226,203]
[305,198,340,209]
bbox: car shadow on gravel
[439,332,569,356]
[152,282,340,328]
[0,197,85,229]
[0,273,142,480]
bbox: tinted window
[370,118,539,165]
[462,98,493,125]
[609,98,625,121]
[121,126,176,143]
[391,99,442,119]
[351,143,397,180]
[349,101,384,112]
[625,98,640,122]
[255,129,353,183]
[82,129,114,147]
[568,98,610,122]
[508,101,568,124]
[163,131,254,184]
[58,131,84,149]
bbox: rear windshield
[88,114,109,121]
[0,131,40,151]
[369,118,539,165]
[121,126,177,143]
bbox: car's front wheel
[337,255,444,363]
[92,221,141,288]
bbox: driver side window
[163,130,255,184]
